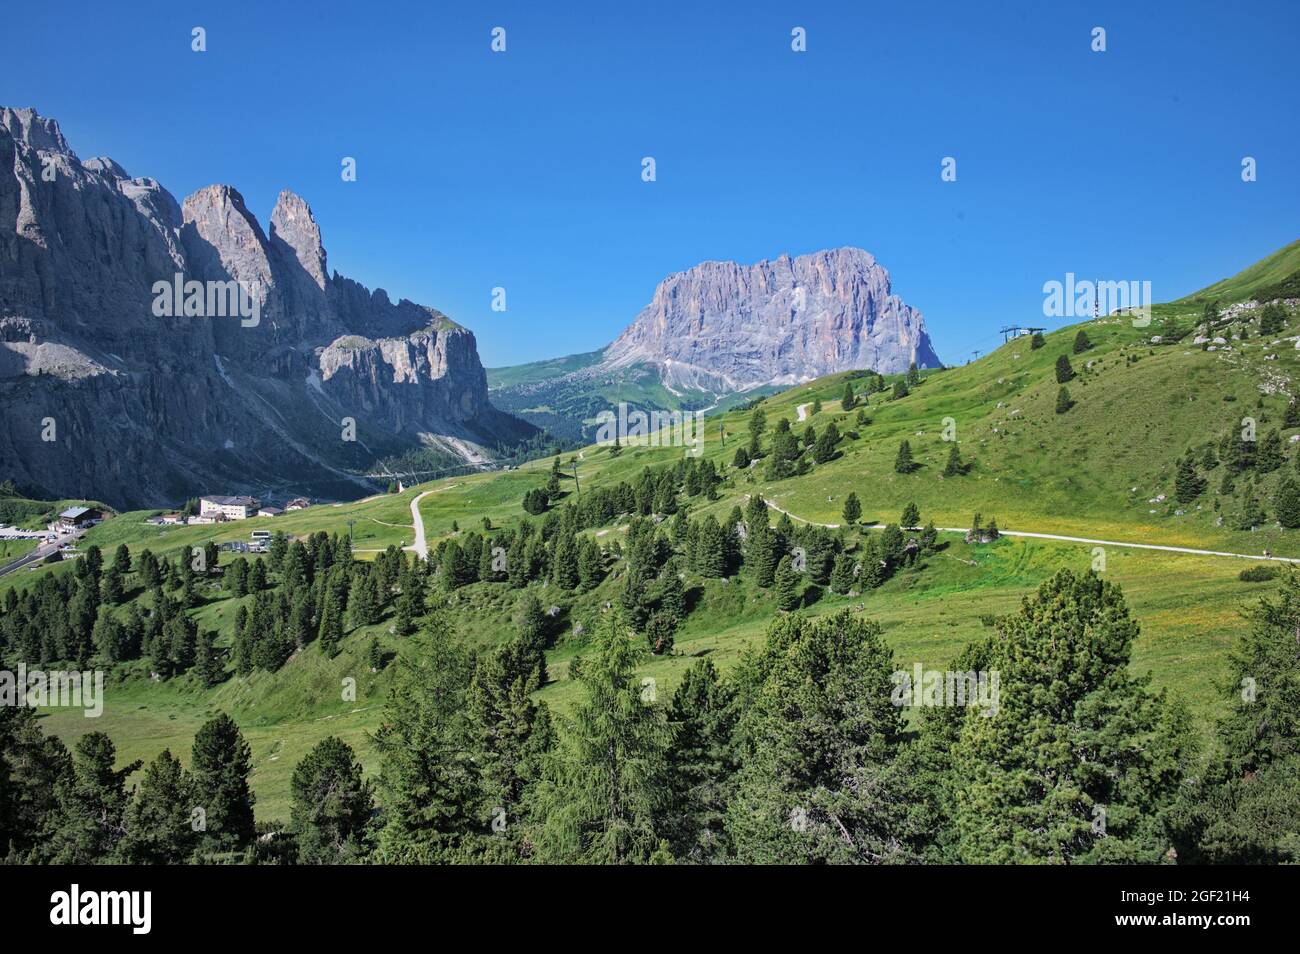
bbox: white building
[199,495,261,521]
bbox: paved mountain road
[752,496,1300,565]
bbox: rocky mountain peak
[601,246,941,390]
[180,184,274,291]
[270,189,328,290]
[0,106,73,156]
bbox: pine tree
[577,538,604,590]
[1275,475,1300,528]
[841,491,861,525]
[732,445,751,469]
[1259,301,1287,336]
[40,733,140,863]
[695,515,727,578]
[317,582,344,658]
[907,361,920,386]
[1055,354,1075,383]
[774,556,801,611]
[531,611,673,863]
[1258,428,1285,472]
[119,750,197,864]
[943,443,964,476]
[953,571,1191,863]
[190,713,256,853]
[901,503,920,527]
[467,638,555,857]
[1055,386,1074,414]
[830,552,856,594]
[727,611,913,863]
[1174,453,1207,504]
[551,533,580,590]
[193,629,224,687]
[1030,332,1045,350]
[372,617,480,862]
[645,611,677,655]
[812,422,839,463]
[665,659,737,862]
[747,526,779,587]
[227,558,248,596]
[841,382,856,410]
[1072,329,1092,354]
[348,571,381,627]
[894,440,915,474]
[290,736,373,864]
[1233,482,1265,531]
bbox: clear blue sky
[6,0,1297,366]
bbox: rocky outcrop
[602,248,941,389]
[0,107,532,508]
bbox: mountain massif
[489,248,942,440]
[0,107,532,509]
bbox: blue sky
[6,0,1298,366]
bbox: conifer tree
[193,628,224,687]
[348,571,381,627]
[290,736,374,864]
[953,571,1191,863]
[227,558,248,596]
[1030,331,1045,350]
[467,638,555,858]
[119,750,197,864]
[774,556,801,611]
[1072,329,1092,354]
[577,538,604,590]
[40,733,140,863]
[894,440,915,474]
[531,612,673,863]
[901,503,920,527]
[665,659,737,862]
[727,612,912,863]
[943,443,964,476]
[830,552,856,594]
[1275,474,1300,528]
[1174,453,1207,504]
[551,533,580,590]
[190,713,256,853]
[695,515,727,578]
[841,381,856,410]
[372,617,479,862]
[317,583,344,658]
[1055,354,1075,383]
[841,491,861,525]
[747,525,779,587]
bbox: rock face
[602,247,941,390]
[0,107,531,508]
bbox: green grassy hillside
[1181,237,1300,303]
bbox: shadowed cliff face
[0,107,532,508]
[602,247,942,390]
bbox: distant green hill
[486,349,604,389]
[1180,237,1300,303]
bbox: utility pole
[571,460,580,496]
